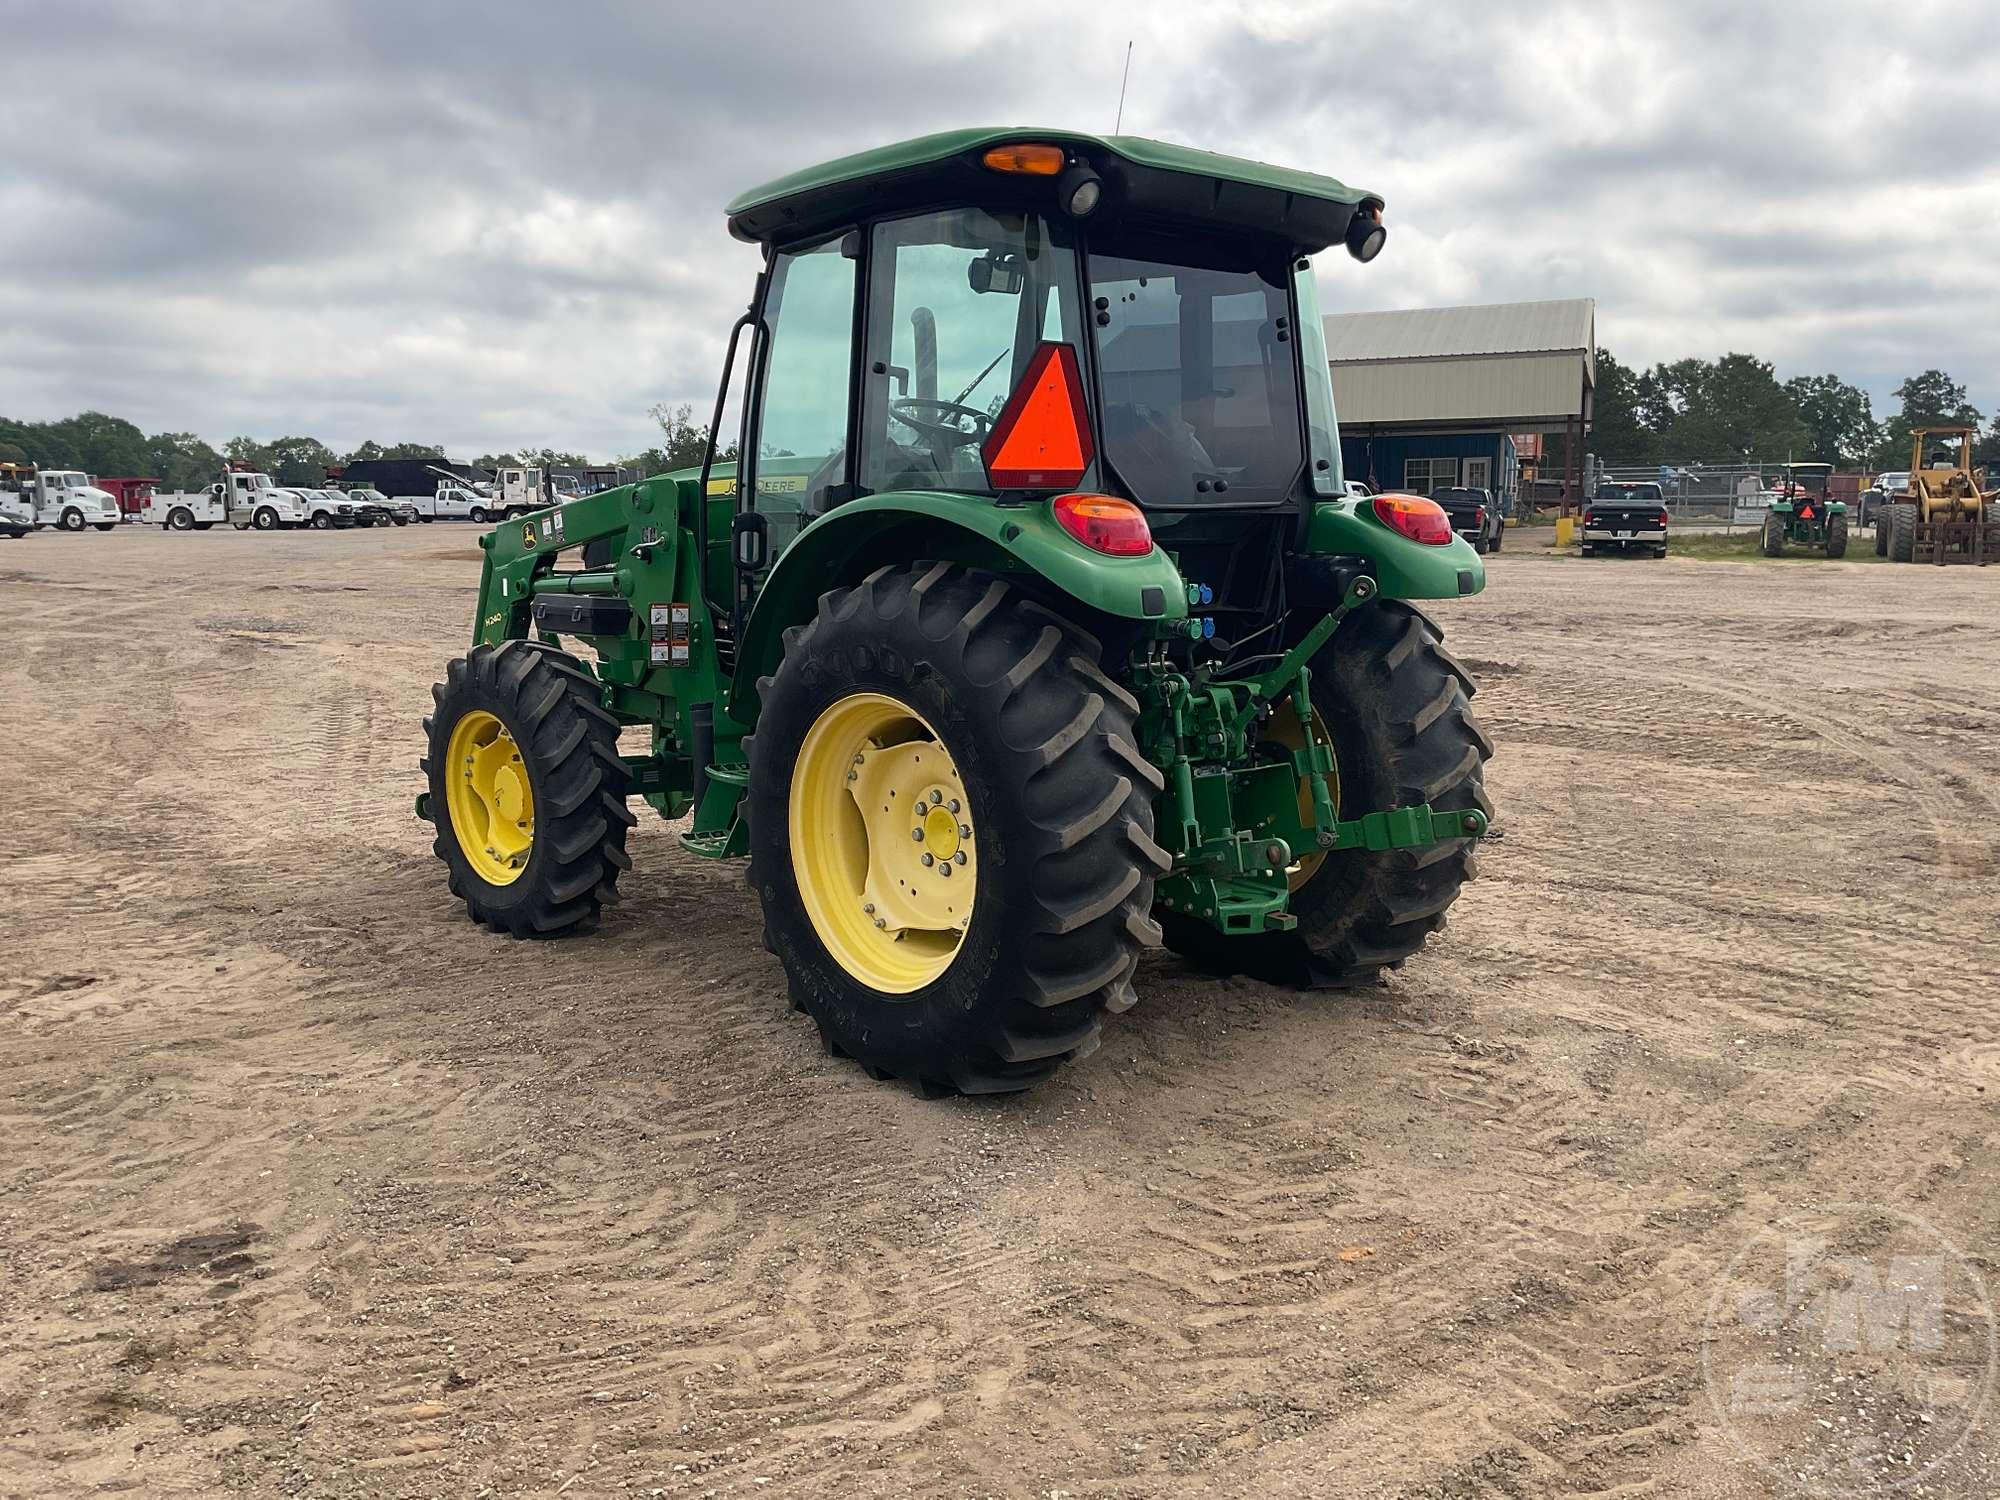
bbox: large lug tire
[61,508,85,532]
[1888,502,1917,563]
[746,562,1165,1095]
[253,507,278,531]
[1874,512,1890,556]
[1760,514,1785,557]
[423,640,634,938]
[1159,600,1492,989]
[1824,513,1848,558]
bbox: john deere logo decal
[521,522,536,548]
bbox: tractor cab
[703,130,1401,647]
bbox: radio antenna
[1114,41,1133,133]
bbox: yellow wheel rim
[445,709,535,886]
[790,692,976,994]
[1265,702,1340,892]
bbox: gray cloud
[3,0,1996,459]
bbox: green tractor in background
[419,129,1493,1095]
[1760,462,1849,558]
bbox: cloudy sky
[5,0,1997,460]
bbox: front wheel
[1160,600,1491,989]
[425,641,634,937]
[469,506,489,524]
[1824,513,1848,558]
[311,512,334,530]
[393,516,410,526]
[1888,502,1917,563]
[1761,514,1786,557]
[61,508,86,532]
[747,563,1164,1095]
[253,507,278,531]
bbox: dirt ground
[3,524,1997,1499]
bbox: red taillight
[1472,505,1485,528]
[1372,493,1454,545]
[1052,492,1152,556]
[1658,511,1669,526]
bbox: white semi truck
[0,464,120,531]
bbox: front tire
[747,563,1164,1095]
[253,507,278,531]
[1824,513,1848,558]
[469,506,489,524]
[311,512,334,530]
[61,508,85,532]
[1160,601,1491,989]
[424,641,634,937]
[1888,502,1917,563]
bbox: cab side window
[752,237,857,548]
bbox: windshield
[1088,233,1303,507]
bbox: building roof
[1323,298,1595,431]
[1322,298,1594,362]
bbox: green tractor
[418,129,1493,1094]
[1759,462,1849,557]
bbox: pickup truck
[1581,482,1670,558]
[1429,486,1505,553]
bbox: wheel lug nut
[953,850,966,865]
[873,917,886,929]
[958,823,970,838]
[921,852,934,867]
[863,903,875,914]
[948,799,960,813]
[938,862,952,878]
[911,828,924,841]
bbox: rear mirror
[967,254,1025,295]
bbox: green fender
[729,491,1190,717]
[1304,498,1486,599]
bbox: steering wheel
[889,397,994,447]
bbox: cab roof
[725,127,1381,254]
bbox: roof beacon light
[981,341,1094,490]
[1053,493,1152,556]
[983,143,1066,176]
[1346,203,1387,263]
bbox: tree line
[1591,353,1999,472]
[0,403,722,494]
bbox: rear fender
[1305,498,1484,599]
[732,491,1188,718]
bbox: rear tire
[1824,513,1848,558]
[746,563,1164,1095]
[424,640,633,938]
[1888,502,1917,563]
[1874,512,1890,556]
[1159,600,1491,989]
[1761,514,1785,556]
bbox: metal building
[1324,298,1595,507]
